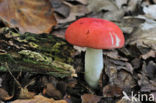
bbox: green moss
[25,36,38,42]
[0,30,76,78]
[15,37,28,43]
[0,66,7,71]
[11,32,20,37]
[48,72,70,78]
[28,42,39,48]
[19,50,52,64]
[0,54,16,63]
[51,42,66,53]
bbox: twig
[4,62,22,88]
[80,82,95,94]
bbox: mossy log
[0,27,77,78]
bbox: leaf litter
[0,0,156,103]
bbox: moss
[48,72,70,78]
[0,66,7,71]
[0,29,77,78]
[28,42,39,48]
[15,37,28,43]
[11,32,20,37]
[0,54,16,63]
[18,50,52,64]
[25,35,38,42]
[51,42,66,53]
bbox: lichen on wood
[0,27,77,78]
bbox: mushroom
[65,18,125,88]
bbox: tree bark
[0,27,77,78]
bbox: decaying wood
[0,27,77,78]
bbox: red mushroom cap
[65,18,125,49]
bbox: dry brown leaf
[126,0,140,12]
[145,61,156,80]
[87,0,118,12]
[87,0,125,21]
[0,88,12,101]
[81,94,101,103]
[43,83,63,99]
[141,50,156,60]
[76,0,88,5]
[0,0,57,34]
[105,64,136,89]
[12,95,67,103]
[67,79,77,88]
[102,9,125,21]
[103,50,128,61]
[143,4,156,20]
[66,0,88,5]
[114,0,128,9]
[116,98,142,103]
[55,1,88,25]
[103,84,122,97]
[18,87,35,99]
[127,25,156,50]
[131,58,141,69]
[51,0,70,18]
[63,95,72,103]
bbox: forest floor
[0,0,156,103]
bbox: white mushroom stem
[85,48,103,88]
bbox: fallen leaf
[127,16,156,50]
[67,78,77,88]
[103,84,122,97]
[105,59,134,74]
[114,0,128,9]
[81,94,101,103]
[55,1,88,26]
[63,94,72,103]
[0,0,57,34]
[56,81,67,95]
[131,58,141,69]
[145,61,156,80]
[141,50,156,60]
[87,0,118,12]
[43,83,63,99]
[117,98,142,103]
[122,16,145,27]
[105,63,136,89]
[103,50,128,61]
[102,9,125,21]
[137,64,156,92]
[0,88,12,101]
[138,15,156,30]
[143,4,156,20]
[87,0,126,21]
[12,95,67,103]
[18,87,35,99]
[66,0,88,5]
[51,0,88,29]
[50,0,70,18]
[126,0,141,13]
[116,16,145,34]
[75,0,88,5]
